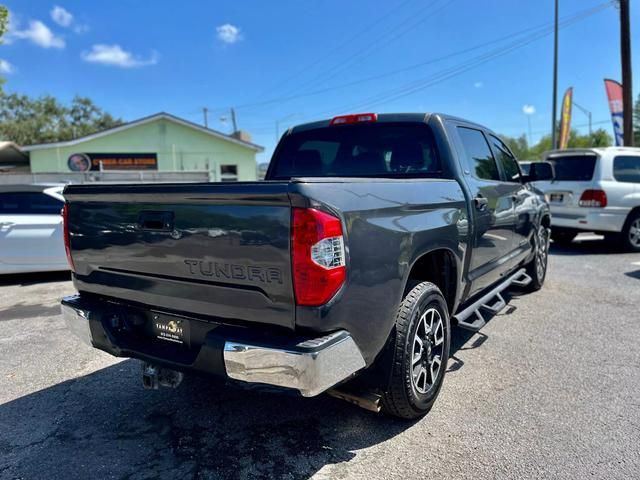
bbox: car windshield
[546,154,597,181]
[269,123,441,179]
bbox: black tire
[550,228,576,245]
[620,210,640,252]
[524,224,550,292]
[381,282,450,419]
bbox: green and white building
[17,112,263,183]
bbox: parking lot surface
[1,235,639,480]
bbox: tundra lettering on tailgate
[184,259,283,284]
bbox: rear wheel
[550,228,576,245]
[381,282,450,419]
[524,224,550,291]
[621,211,640,252]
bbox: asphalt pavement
[1,235,639,480]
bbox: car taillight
[330,113,377,125]
[292,208,346,306]
[579,189,607,208]
[62,203,75,272]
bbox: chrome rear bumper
[223,331,366,397]
[61,295,365,397]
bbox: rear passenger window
[0,192,63,214]
[613,156,640,183]
[457,127,500,181]
[270,124,442,179]
[489,135,521,182]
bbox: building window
[220,164,238,182]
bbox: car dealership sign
[67,153,158,171]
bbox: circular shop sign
[67,153,91,172]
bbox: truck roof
[289,112,492,135]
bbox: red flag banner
[604,79,624,146]
[558,87,573,150]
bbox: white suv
[535,147,640,251]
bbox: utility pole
[551,0,559,150]
[230,108,238,132]
[202,107,209,128]
[619,0,633,146]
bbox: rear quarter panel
[291,179,468,364]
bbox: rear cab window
[613,155,640,183]
[0,192,63,215]
[546,154,597,181]
[269,123,443,179]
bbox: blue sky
[1,0,638,163]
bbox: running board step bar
[453,268,532,332]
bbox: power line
[206,1,610,116]
[254,0,417,100]
[286,0,457,96]
[305,2,612,119]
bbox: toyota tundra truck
[61,113,553,418]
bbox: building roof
[0,141,29,158]
[22,112,264,153]
[0,141,30,171]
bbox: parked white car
[535,147,640,251]
[0,184,69,274]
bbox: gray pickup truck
[62,113,553,418]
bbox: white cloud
[474,81,483,88]
[523,104,536,115]
[9,20,65,48]
[0,59,14,74]
[81,44,159,68]
[216,24,242,44]
[51,6,73,27]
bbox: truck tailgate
[64,183,295,329]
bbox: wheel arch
[404,248,458,315]
[624,206,640,226]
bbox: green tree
[501,126,613,161]
[502,134,530,159]
[0,6,7,41]
[0,5,9,89]
[0,93,124,145]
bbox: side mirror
[526,161,554,182]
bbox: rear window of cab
[270,123,442,179]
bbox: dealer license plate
[151,313,189,345]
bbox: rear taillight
[579,189,607,208]
[292,208,346,306]
[62,203,75,272]
[330,113,377,125]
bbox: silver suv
[535,147,640,251]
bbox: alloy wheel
[411,307,444,395]
[629,218,640,248]
[535,226,550,280]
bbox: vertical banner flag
[558,87,573,150]
[604,79,624,146]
